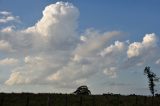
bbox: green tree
[144,66,159,96]
[73,85,91,95]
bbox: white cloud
[0,58,18,66]
[127,33,158,58]
[25,1,79,46]
[74,29,121,58]
[5,55,57,85]
[0,40,13,52]
[24,56,43,64]
[127,42,142,58]
[0,11,20,24]
[103,67,117,78]
[5,71,29,86]
[142,33,157,47]
[0,11,11,16]
[80,36,87,42]
[45,30,122,87]
[46,61,94,88]
[0,2,160,93]
[23,2,79,52]
[100,41,126,57]
[1,26,15,33]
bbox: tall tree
[144,66,159,96]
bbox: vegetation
[144,66,159,96]
[0,93,160,106]
[73,85,91,95]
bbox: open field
[0,93,160,106]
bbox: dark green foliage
[144,66,159,96]
[0,93,160,106]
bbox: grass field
[0,93,160,106]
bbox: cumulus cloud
[103,67,117,78]
[0,40,13,52]
[100,41,127,57]
[5,71,30,86]
[25,2,79,51]
[127,33,158,58]
[5,56,54,85]
[1,26,15,33]
[73,29,121,59]
[0,58,18,66]
[0,2,160,93]
[0,11,20,24]
[3,2,80,87]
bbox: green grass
[0,93,160,106]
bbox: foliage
[0,93,160,106]
[144,66,159,96]
[73,85,91,95]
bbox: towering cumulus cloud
[0,2,159,93]
[26,2,79,50]
[3,2,81,86]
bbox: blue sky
[1,0,160,36]
[0,0,160,95]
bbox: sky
[0,0,160,95]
